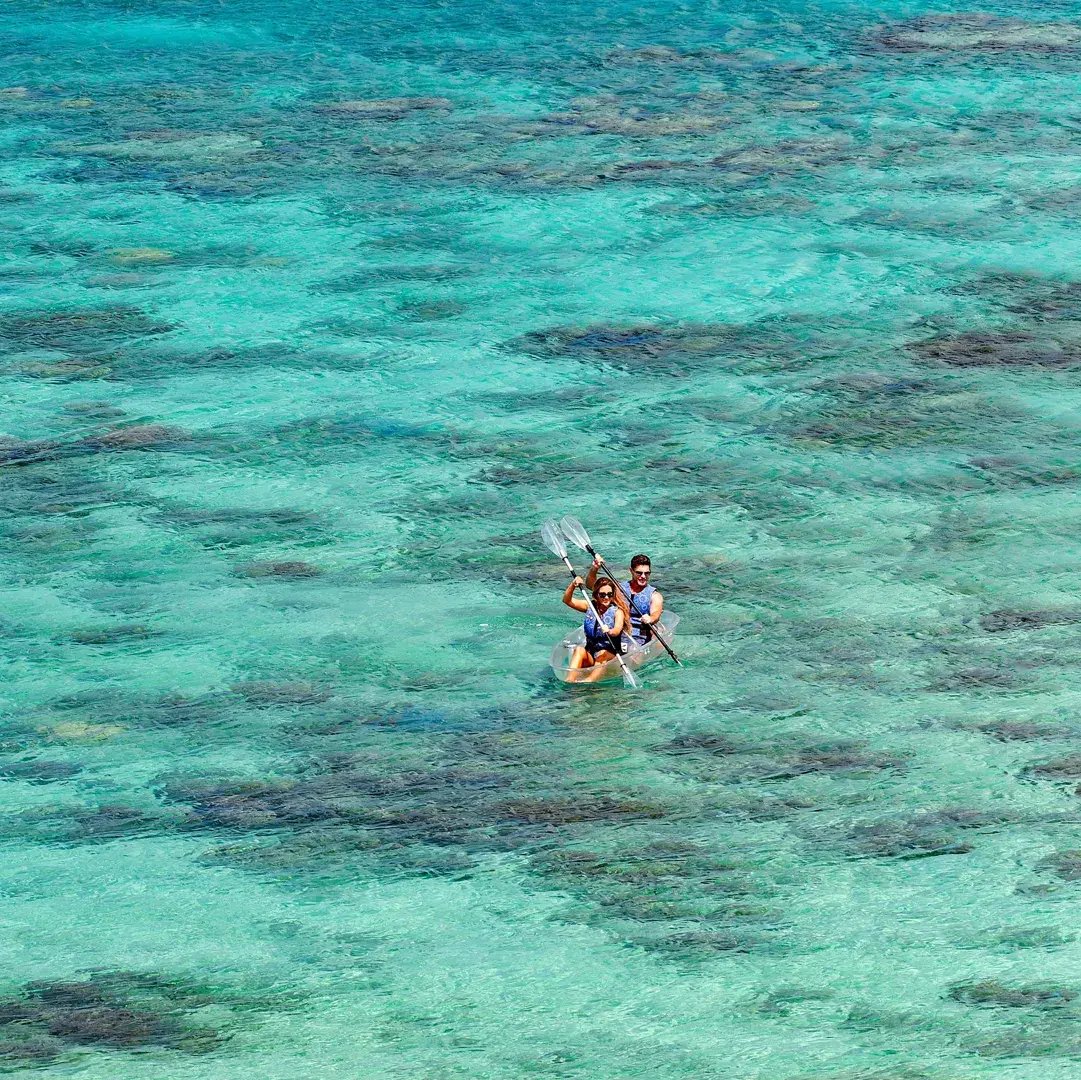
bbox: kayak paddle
[541,518,639,689]
[559,515,682,666]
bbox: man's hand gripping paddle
[542,519,640,689]
[559,515,682,667]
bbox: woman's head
[593,577,617,605]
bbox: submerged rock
[317,96,453,119]
[69,624,156,645]
[875,14,1081,54]
[736,742,908,780]
[603,44,739,65]
[0,436,61,465]
[1025,754,1081,780]
[0,971,260,1056]
[67,805,161,842]
[0,760,82,784]
[950,980,1076,1008]
[648,929,766,956]
[0,1036,65,1061]
[655,733,742,756]
[44,1004,179,1047]
[40,721,125,743]
[492,795,667,826]
[844,808,1007,859]
[507,322,753,374]
[931,667,1015,691]
[755,987,836,1016]
[231,681,331,706]
[989,925,1076,949]
[975,719,1069,742]
[60,400,127,419]
[527,109,726,137]
[1036,850,1081,880]
[82,424,191,450]
[913,330,1081,368]
[107,247,175,266]
[234,560,324,579]
[975,1028,1081,1059]
[65,134,263,164]
[655,734,905,780]
[980,609,1081,631]
[0,306,173,352]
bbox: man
[586,553,663,647]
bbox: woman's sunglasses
[596,591,614,599]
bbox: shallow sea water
[3,0,1081,1075]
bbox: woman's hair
[593,577,630,620]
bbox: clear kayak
[549,612,680,684]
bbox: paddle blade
[559,515,591,552]
[541,519,568,559]
[622,665,640,690]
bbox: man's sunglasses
[632,569,651,577]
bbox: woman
[561,575,628,683]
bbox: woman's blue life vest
[583,603,621,655]
[620,582,656,645]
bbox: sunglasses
[633,569,651,577]
[596,591,614,599]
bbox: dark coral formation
[1035,850,1081,881]
[0,306,173,353]
[1024,754,1081,780]
[912,330,1081,368]
[874,15,1081,55]
[68,623,157,645]
[930,666,1016,692]
[156,763,669,847]
[316,96,454,119]
[949,979,1076,1009]
[0,971,236,1060]
[0,759,82,784]
[505,322,772,375]
[0,424,195,469]
[82,424,192,450]
[973,719,1070,742]
[974,1028,1081,1059]
[531,842,784,957]
[842,808,1010,859]
[230,681,332,706]
[980,609,1081,632]
[653,733,907,783]
[233,560,324,579]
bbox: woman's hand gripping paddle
[542,519,640,689]
[559,515,682,667]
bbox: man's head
[629,554,651,584]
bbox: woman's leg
[581,649,617,683]
[567,646,595,683]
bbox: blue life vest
[584,604,620,655]
[620,582,656,645]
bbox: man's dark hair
[629,554,651,570]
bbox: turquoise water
[4,0,1081,1074]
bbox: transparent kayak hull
[549,612,680,684]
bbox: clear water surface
[3,0,1081,1076]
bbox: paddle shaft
[587,547,682,666]
[559,556,639,684]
